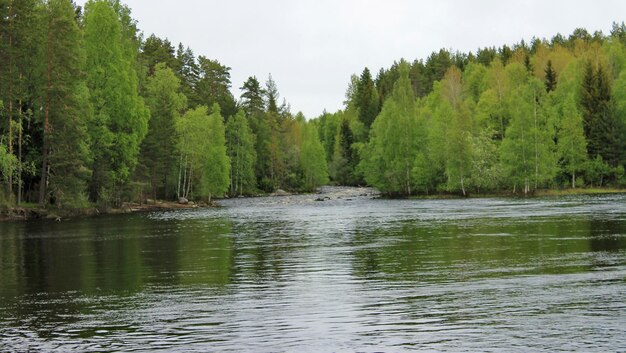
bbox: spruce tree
[138,63,186,199]
[355,68,380,130]
[544,60,557,92]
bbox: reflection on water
[1,191,625,351]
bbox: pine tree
[544,60,557,92]
[194,56,236,118]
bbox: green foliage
[201,104,230,201]
[355,68,380,130]
[139,63,186,199]
[557,94,587,187]
[331,118,357,185]
[226,110,256,196]
[581,62,621,166]
[4,6,626,211]
[84,0,149,205]
[500,78,557,194]
[300,123,328,191]
[41,0,93,207]
[545,60,557,92]
[176,104,230,201]
[360,61,426,195]
[193,57,236,118]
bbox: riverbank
[404,187,626,199]
[0,200,212,222]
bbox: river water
[1,188,625,352]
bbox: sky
[76,0,626,118]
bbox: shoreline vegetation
[1,1,625,216]
[2,186,624,222]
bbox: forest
[1,0,626,210]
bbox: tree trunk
[7,5,14,197]
[177,153,183,199]
[572,172,575,189]
[460,176,466,196]
[533,88,539,191]
[39,25,52,206]
[17,95,22,205]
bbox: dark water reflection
[1,191,625,351]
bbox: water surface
[1,189,625,351]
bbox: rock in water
[273,189,291,196]
[178,197,189,205]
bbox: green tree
[240,76,266,118]
[544,60,557,92]
[300,122,328,191]
[176,104,230,202]
[581,62,621,166]
[360,61,425,195]
[138,63,186,200]
[226,110,256,196]
[194,56,236,118]
[35,0,92,207]
[331,118,356,185]
[500,78,556,194]
[441,67,473,195]
[355,67,380,130]
[0,0,40,202]
[201,103,230,201]
[139,34,177,76]
[84,0,149,205]
[176,106,207,200]
[175,43,199,103]
[557,94,587,188]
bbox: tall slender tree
[84,0,149,205]
[226,110,256,196]
[355,67,380,130]
[38,0,92,207]
[138,63,186,199]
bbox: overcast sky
[76,0,626,118]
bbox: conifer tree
[355,68,380,131]
[544,60,557,92]
[139,63,186,199]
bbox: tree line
[0,0,328,208]
[316,24,626,196]
[2,1,625,209]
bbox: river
[1,187,625,352]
